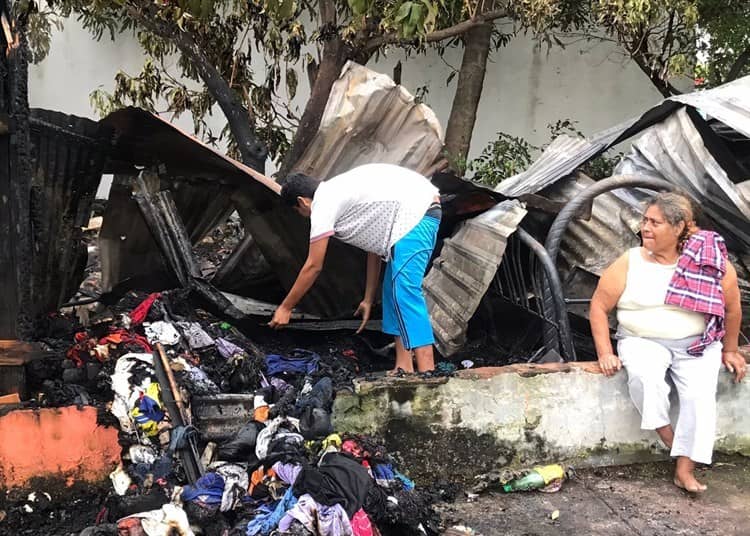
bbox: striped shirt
[665,230,727,356]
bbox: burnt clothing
[293,452,373,518]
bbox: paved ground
[438,455,750,535]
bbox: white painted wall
[28,17,664,172]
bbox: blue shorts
[382,215,439,350]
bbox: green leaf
[199,0,213,20]
[395,2,413,22]
[348,0,368,16]
[278,0,295,20]
[408,3,425,35]
[421,0,438,32]
[286,68,298,100]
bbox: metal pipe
[155,342,189,424]
[516,227,577,361]
[541,175,676,357]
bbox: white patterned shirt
[309,163,438,261]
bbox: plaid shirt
[665,230,727,356]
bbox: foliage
[23,0,747,171]
[467,132,537,187]
[469,119,621,188]
[588,0,749,93]
[500,0,750,94]
[24,0,519,166]
[13,0,63,63]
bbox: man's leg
[413,344,434,373]
[390,216,439,373]
[394,337,414,373]
[383,260,413,372]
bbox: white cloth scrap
[144,321,181,346]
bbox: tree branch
[725,47,750,83]
[123,4,267,169]
[630,50,682,98]
[364,8,508,52]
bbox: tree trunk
[184,43,267,170]
[278,0,351,178]
[278,37,350,178]
[443,21,493,173]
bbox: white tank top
[616,247,706,339]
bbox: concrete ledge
[333,362,750,485]
[0,406,121,488]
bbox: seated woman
[589,192,745,493]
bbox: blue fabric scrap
[182,472,225,504]
[265,349,320,376]
[246,486,298,536]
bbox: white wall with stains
[28,17,665,173]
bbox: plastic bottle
[502,464,565,492]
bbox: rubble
[1,4,749,532]
[3,289,450,535]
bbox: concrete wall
[0,406,120,488]
[333,362,750,485]
[28,18,664,170]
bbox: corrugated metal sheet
[424,200,527,356]
[528,174,642,278]
[494,118,636,198]
[94,109,277,296]
[615,107,750,250]
[671,76,750,139]
[293,61,444,178]
[493,75,750,202]
[28,109,110,315]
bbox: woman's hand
[722,351,746,383]
[598,353,622,377]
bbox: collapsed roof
[429,75,750,357]
[13,62,750,360]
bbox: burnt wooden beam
[0,112,9,135]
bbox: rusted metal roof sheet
[424,200,527,356]
[100,108,278,192]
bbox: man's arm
[355,252,382,333]
[269,237,330,328]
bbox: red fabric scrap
[351,509,374,536]
[66,331,96,368]
[129,292,161,326]
[100,328,152,353]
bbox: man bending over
[269,163,441,374]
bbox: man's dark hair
[280,172,320,206]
